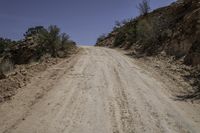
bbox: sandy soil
[0,46,200,133]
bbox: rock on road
[0,46,200,133]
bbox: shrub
[46,25,61,57]
[126,22,137,47]
[113,20,138,48]
[136,16,167,55]
[24,26,46,39]
[59,33,76,57]
[36,25,76,58]
[0,38,15,56]
[136,19,156,54]
[0,25,76,65]
[114,31,126,47]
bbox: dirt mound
[0,57,63,103]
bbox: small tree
[60,33,71,51]
[137,0,151,16]
[46,25,61,57]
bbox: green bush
[0,25,76,66]
[114,31,126,47]
[24,26,47,39]
[113,20,138,48]
[0,38,15,56]
[27,25,76,58]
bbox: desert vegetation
[0,25,77,102]
[0,25,77,77]
[96,0,200,100]
[0,25,76,69]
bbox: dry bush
[137,0,151,16]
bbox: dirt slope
[96,0,200,66]
[0,46,200,133]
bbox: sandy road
[0,46,200,133]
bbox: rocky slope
[96,0,200,65]
[96,0,200,100]
[0,47,78,103]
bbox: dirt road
[0,46,200,133]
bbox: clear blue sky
[0,0,175,45]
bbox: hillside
[0,25,78,102]
[96,0,200,100]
